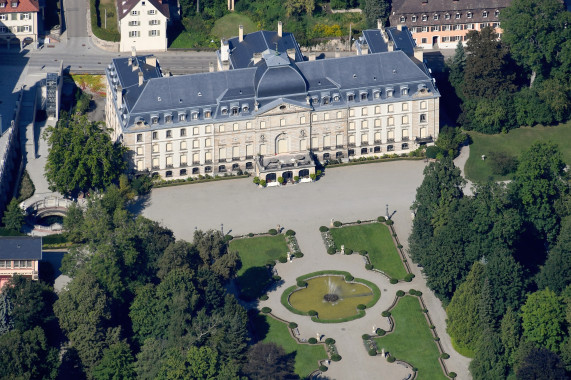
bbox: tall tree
[511,141,568,245]
[2,198,25,232]
[521,288,566,353]
[447,40,466,96]
[469,329,509,380]
[500,307,522,367]
[92,341,136,380]
[537,216,571,293]
[242,342,296,380]
[516,347,568,380]
[0,292,13,335]
[44,113,127,196]
[362,0,390,28]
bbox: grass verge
[89,0,120,41]
[375,296,447,380]
[329,223,407,279]
[251,312,327,378]
[211,13,257,39]
[465,121,571,183]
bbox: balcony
[415,135,433,143]
[232,157,240,161]
[180,162,188,167]
[336,145,344,149]
[323,146,331,151]
[348,143,356,147]
[402,136,410,141]
[387,138,395,143]
[192,161,200,165]
[152,166,160,170]
[166,164,173,168]
[205,160,213,164]
[245,155,253,159]
[374,140,382,144]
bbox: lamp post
[386,204,389,219]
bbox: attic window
[179,113,186,121]
[422,14,427,21]
[242,105,249,112]
[333,94,340,102]
[373,91,380,99]
[157,96,161,102]
[151,115,159,124]
[198,92,202,97]
[204,109,212,118]
[280,105,287,110]
[221,107,228,115]
[360,92,367,101]
[401,87,409,96]
[323,96,330,105]
[400,16,405,23]
[433,14,438,20]
[347,93,355,101]
[467,12,472,18]
[231,107,239,116]
[455,13,461,19]
[445,13,450,20]
[191,111,199,120]
[386,88,394,98]
[495,10,500,17]
[353,74,357,78]
[165,114,172,123]
[411,15,417,22]
[482,11,488,18]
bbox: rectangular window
[149,30,160,37]
[374,132,381,142]
[180,141,187,150]
[205,151,212,161]
[128,31,140,38]
[362,107,368,116]
[420,114,427,122]
[232,146,239,158]
[149,19,160,25]
[13,260,19,268]
[280,118,286,126]
[131,10,139,15]
[166,130,172,138]
[166,156,173,167]
[422,14,427,21]
[420,101,427,110]
[375,106,381,114]
[375,119,381,127]
[246,122,252,129]
[166,142,172,152]
[152,144,159,153]
[219,125,225,133]
[311,137,318,149]
[205,138,212,147]
[483,11,488,18]
[421,26,428,32]
[361,120,367,129]
[402,129,409,139]
[181,155,187,165]
[402,115,409,124]
[324,113,330,121]
[193,140,199,149]
[246,144,253,157]
[300,116,306,124]
[388,117,394,126]
[180,128,186,137]
[349,122,355,130]
[388,104,394,113]
[148,9,156,14]
[260,121,266,129]
[337,111,342,119]
[433,14,438,20]
[361,134,368,143]
[312,114,318,122]
[136,146,143,155]
[233,123,239,131]
[349,109,355,117]
[0,260,5,268]
[402,103,409,111]
[455,13,461,19]
[336,134,343,146]
[128,20,139,26]
[388,130,395,140]
[206,126,212,133]
[137,160,144,171]
[192,153,200,164]
[348,135,355,145]
[0,15,6,20]
[137,133,143,142]
[323,135,331,148]
[152,157,159,168]
[219,148,226,160]
[411,15,417,22]
[152,131,158,139]
[193,127,199,135]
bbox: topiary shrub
[423,308,428,313]
[409,289,417,295]
[381,311,391,317]
[396,290,405,297]
[224,235,234,242]
[297,280,308,288]
[357,304,366,310]
[327,247,336,255]
[377,216,386,222]
[319,365,328,372]
[319,226,329,232]
[365,264,373,270]
[294,251,304,258]
[259,294,269,301]
[253,177,260,185]
[333,221,342,227]
[416,291,423,296]
[308,337,318,344]
[362,334,371,341]
[397,244,403,249]
[294,176,300,182]
[278,255,288,263]
[429,325,435,329]
[386,220,394,226]
[325,338,335,345]
[261,307,271,313]
[308,310,318,316]
[272,275,281,281]
[345,274,354,282]
[390,278,398,284]
[286,229,296,236]
[345,248,353,255]
[248,232,255,237]
[449,372,457,378]
[260,179,267,187]
[268,228,278,235]
[404,273,415,282]
[357,220,362,224]
[360,250,368,256]
[387,356,396,363]
[434,337,440,341]
[331,354,342,362]
[289,322,298,329]
[368,349,377,356]
[441,353,450,359]
[376,328,386,336]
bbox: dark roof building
[0,237,42,288]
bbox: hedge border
[280,271,381,324]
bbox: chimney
[138,72,144,86]
[306,96,310,105]
[377,19,383,30]
[239,25,244,42]
[209,62,214,72]
[414,46,424,62]
[397,24,403,31]
[388,41,394,52]
[287,48,295,60]
[116,85,123,108]
[361,43,369,55]
[131,46,136,57]
[278,21,283,37]
[309,52,316,61]
[253,52,263,65]
[146,56,157,67]
[128,57,133,66]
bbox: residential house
[117,0,169,52]
[0,0,40,48]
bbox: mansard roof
[391,0,509,14]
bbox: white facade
[0,1,39,47]
[119,0,168,52]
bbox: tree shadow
[237,266,272,301]
[248,309,270,343]
[128,193,151,215]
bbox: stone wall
[86,6,120,52]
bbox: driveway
[142,160,472,379]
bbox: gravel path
[143,160,472,379]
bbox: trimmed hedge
[376,328,386,336]
[362,334,370,340]
[294,251,304,258]
[396,290,405,297]
[344,248,353,255]
[272,275,282,281]
[286,229,296,236]
[308,310,318,316]
[268,228,278,235]
[319,226,329,232]
[404,273,415,282]
[381,311,391,317]
[261,307,271,313]
[360,250,368,256]
[327,247,336,255]
[365,264,373,270]
[387,356,396,363]
[331,354,342,362]
[319,365,328,372]
[368,349,377,356]
[308,337,318,344]
[441,353,450,359]
[377,216,386,222]
[333,221,342,227]
[297,280,308,288]
[357,304,366,310]
[325,338,335,344]
[345,275,354,281]
[390,278,398,284]
[278,255,287,263]
[289,322,298,329]
[449,372,457,378]
[385,219,394,226]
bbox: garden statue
[341,245,345,255]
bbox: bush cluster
[390,278,398,284]
[377,216,386,222]
[259,295,268,301]
[333,221,342,227]
[376,328,386,336]
[381,311,391,317]
[319,226,329,232]
[325,338,335,345]
[308,310,318,316]
[268,228,278,235]
[319,365,328,372]
[344,248,353,255]
[441,353,450,359]
[345,275,354,282]
[360,250,368,256]
[331,354,342,361]
[278,255,287,263]
[357,304,366,310]
[404,273,415,282]
[387,356,396,363]
[327,247,336,255]
[368,349,377,356]
[396,290,405,297]
[285,229,296,236]
[261,307,271,314]
[289,322,298,329]
[308,338,318,344]
[362,334,370,340]
[365,264,373,270]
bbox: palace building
[105,23,440,184]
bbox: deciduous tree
[521,288,566,353]
[2,198,25,232]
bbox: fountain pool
[288,275,376,320]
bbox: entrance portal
[282,171,293,183]
[277,139,287,154]
[266,173,277,183]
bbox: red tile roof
[0,0,40,14]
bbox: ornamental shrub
[294,176,300,182]
[441,353,450,359]
[319,365,328,372]
[430,325,435,329]
[345,248,353,255]
[423,309,428,313]
[308,337,318,344]
[362,334,370,341]
[396,290,405,297]
[308,310,318,316]
[297,280,308,288]
[253,177,260,185]
[386,220,394,226]
[278,255,287,263]
[316,170,322,177]
[260,179,267,187]
[224,235,233,242]
[327,247,336,255]
[365,264,373,270]
[357,304,366,310]
[294,251,304,258]
[387,356,396,363]
[289,322,298,329]
[259,295,269,301]
[325,338,335,344]
[368,349,377,356]
[272,275,281,281]
[449,372,457,378]
[381,311,391,317]
[357,220,362,224]
[268,228,278,235]
[310,173,317,180]
[360,250,368,256]
[319,226,329,232]
[248,232,254,237]
[377,216,386,222]
[261,307,271,313]
[434,337,440,341]
[277,176,284,184]
[416,291,423,296]
[390,278,398,284]
[333,221,342,227]
[397,244,403,249]
[404,273,415,282]
[331,354,341,362]
[409,289,417,295]
[376,328,386,336]
[286,229,296,236]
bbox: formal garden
[375,295,449,380]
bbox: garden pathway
[143,160,473,380]
[453,145,474,196]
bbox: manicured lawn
[211,13,257,39]
[375,296,447,380]
[230,235,288,300]
[98,0,119,33]
[252,313,327,378]
[329,223,407,279]
[465,121,571,183]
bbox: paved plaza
[142,160,472,380]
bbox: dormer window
[433,14,438,20]
[323,96,330,105]
[455,13,461,19]
[333,94,340,102]
[312,96,319,104]
[373,90,381,99]
[0,3,6,8]
[360,92,367,101]
[386,88,394,98]
[445,13,450,20]
[347,93,355,101]
[151,115,159,124]
[401,87,408,96]
[204,110,211,118]
[165,114,172,123]
[422,14,427,21]
[221,107,228,115]
[11,1,18,7]
[467,12,472,18]
[179,113,186,122]
[400,16,405,23]
[483,11,488,18]
[411,15,417,22]
[242,105,249,112]
[231,106,239,116]
[495,10,500,17]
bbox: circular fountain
[285,273,380,321]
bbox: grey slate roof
[117,0,170,20]
[360,26,416,56]
[225,30,304,69]
[0,237,42,260]
[107,29,439,133]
